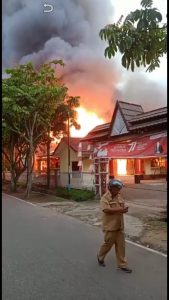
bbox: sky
[2,0,167,137]
[111,0,167,86]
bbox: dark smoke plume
[2,0,166,121]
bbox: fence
[3,170,95,191]
[3,171,56,188]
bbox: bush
[56,187,95,202]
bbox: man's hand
[103,206,129,215]
[121,206,128,213]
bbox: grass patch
[145,218,167,231]
[55,187,95,202]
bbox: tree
[2,61,80,197]
[45,95,80,189]
[2,126,29,192]
[99,0,167,72]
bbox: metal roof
[129,107,167,123]
[87,122,110,133]
[118,101,144,126]
[81,101,167,142]
[118,100,144,112]
[81,132,109,142]
[80,122,110,141]
[129,118,167,130]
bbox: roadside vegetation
[55,187,95,202]
[2,60,80,197]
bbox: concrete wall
[56,172,95,190]
[59,144,77,173]
[82,159,92,172]
[4,171,57,188]
[57,142,90,173]
[4,170,95,191]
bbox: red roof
[53,137,90,155]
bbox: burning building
[3,1,167,193]
[80,100,167,195]
[3,0,166,128]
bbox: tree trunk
[26,144,34,198]
[26,164,29,185]
[9,142,17,192]
[2,154,6,182]
[25,113,37,198]
[10,170,17,192]
[2,170,6,182]
[47,137,50,189]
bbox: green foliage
[3,62,64,141]
[99,0,167,72]
[52,95,81,137]
[141,0,153,8]
[2,61,80,193]
[56,187,95,202]
[2,60,80,146]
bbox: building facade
[81,101,167,196]
[53,137,95,190]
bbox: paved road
[2,193,167,300]
[121,183,167,207]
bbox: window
[72,161,80,171]
[150,158,159,168]
[158,158,166,168]
[150,158,166,168]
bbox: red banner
[93,132,167,158]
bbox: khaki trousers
[98,230,127,267]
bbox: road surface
[2,193,167,300]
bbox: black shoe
[118,267,132,273]
[97,255,106,267]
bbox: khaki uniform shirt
[100,190,125,232]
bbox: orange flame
[70,107,105,137]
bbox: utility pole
[67,112,71,190]
[47,126,50,189]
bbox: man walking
[97,179,132,273]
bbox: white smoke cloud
[116,68,167,111]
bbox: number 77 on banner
[128,141,137,152]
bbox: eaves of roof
[129,108,167,123]
[81,133,109,142]
[129,118,167,130]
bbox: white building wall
[56,172,95,191]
